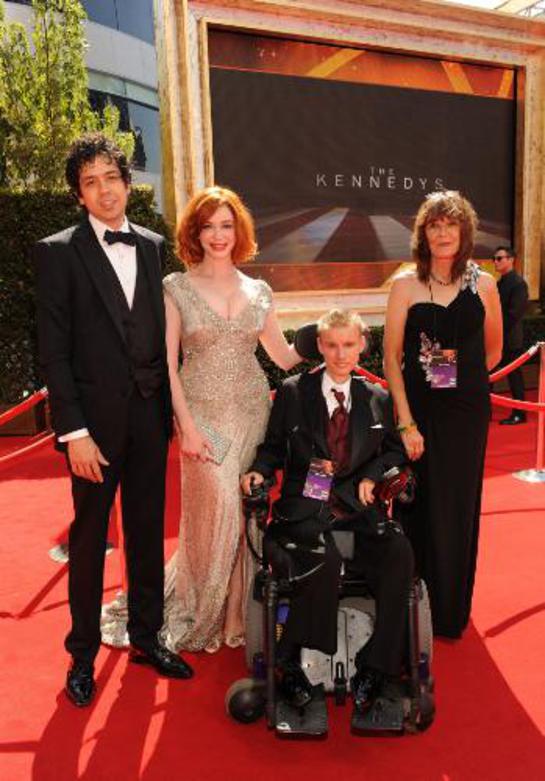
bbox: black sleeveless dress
[401,262,490,638]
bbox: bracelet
[396,421,417,434]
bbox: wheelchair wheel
[225,678,266,724]
[415,690,436,732]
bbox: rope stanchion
[0,387,48,427]
[513,342,545,483]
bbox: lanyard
[428,282,461,348]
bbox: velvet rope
[489,395,545,412]
[488,343,540,383]
[0,388,48,427]
[0,432,54,469]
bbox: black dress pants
[264,511,414,676]
[65,390,168,664]
[502,348,526,404]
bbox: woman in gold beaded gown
[102,186,301,653]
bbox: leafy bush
[0,186,175,402]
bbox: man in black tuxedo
[493,246,529,425]
[34,133,192,707]
[241,310,413,714]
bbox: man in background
[493,246,529,425]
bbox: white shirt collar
[322,371,352,415]
[88,213,130,243]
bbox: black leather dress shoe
[130,642,194,679]
[499,414,526,425]
[350,667,384,712]
[65,661,96,707]
[277,660,314,709]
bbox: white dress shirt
[59,214,137,443]
[321,372,352,417]
[88,213,137,308]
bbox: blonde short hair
[317,309,367,335]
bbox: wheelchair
[226,466,436,737]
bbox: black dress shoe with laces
[65,661,96,707]
[277,660,314,709]
[129,642,194,679]
[350,667,384,712]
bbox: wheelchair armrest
[242,476,276,531]
[374,465,416,504]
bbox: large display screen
[209,30,516,288]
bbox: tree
[0,0,134,191]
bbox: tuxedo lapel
[73,220,127,346]
[348,376,373,472]
[131,226,165,333]
[300,369,330,459]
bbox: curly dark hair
[411,190,478,282]
[65,132,131,196]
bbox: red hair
[176,186,257,266]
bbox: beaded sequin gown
[101,272,272,652]
[400,262,490,638]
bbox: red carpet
[1,409,545,780]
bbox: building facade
[5,1,163,209]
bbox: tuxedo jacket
[250,368,406,523]
[497,270,528,351]
[33,218,172,459]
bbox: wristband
[396,421,417,434]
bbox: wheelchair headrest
[294,323,321,361]
[294,322,372,362]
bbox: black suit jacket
[250,369,406,522]
[497,270,528,351]
[34,218,172,459]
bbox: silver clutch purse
[197,420,232,465]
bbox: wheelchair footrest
[275,684,328,736]
[351,696,405,733]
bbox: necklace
[430,272,453,287]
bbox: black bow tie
[103,229,137,247]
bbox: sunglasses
[492,255,509,261]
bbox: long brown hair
[411,190,477,282]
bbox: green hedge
[2,186,545,404]
[0,186,178,403]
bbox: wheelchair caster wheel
[225,678,266,724]
[415,691,435,732]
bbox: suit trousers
[65,389,168,663]
[501,348,526,404]
[264,513,414,676]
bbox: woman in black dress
[383,191,502,638]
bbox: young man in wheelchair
[241,309,414,719]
